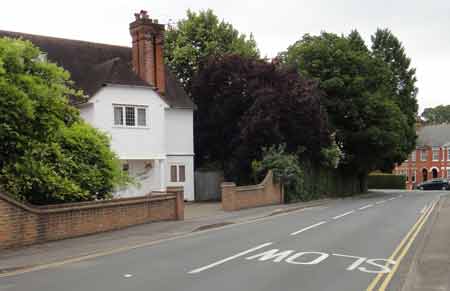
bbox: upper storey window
[432,148,440,161]
[113,105,148,128]
[420,149,427,161]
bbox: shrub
[252,144,304,201]
[0,37,129,204]
[367,173,406,189]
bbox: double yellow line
[366,200,437,291]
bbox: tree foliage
[0,37,128,204]
[421,105,450,124]
[165,9,259,96]
[280,31,413,173]
[371,28,418,162]
[191,54,330,181]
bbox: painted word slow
[245,249,395,274]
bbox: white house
[0,10,196,200]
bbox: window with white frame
[447,148,450,161]
[420,149,428,161]
[432,148,440,161]
[447,169,450,179]
[170,165,186,183]
[113,105,148,127]
[411,151,416,162]
[411,170,416,182]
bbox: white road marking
[239,248,395,274]
[375,200,387,205]
[332,210,355,220]
[388,197,396,201]
[290,221,327,236]
[123,274,133,278]
[420,205,427,214]
[332,253,367,270]
[359,204,373,210]
[188,242,273,274]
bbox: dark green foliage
[367,173,406,189]
[280,31,415,174]
[191,54,330,183]
[252,144,303,201]
[421,105,450,124]
[372,28,418,168]
[300,160,367,200]
[165,9,259,96]
[0,37,128,204]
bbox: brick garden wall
[0,187,184,250]
[221,171,283,211]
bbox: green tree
[421,105,450,124]
[371,28,418,162]
[280,32,411,174]
[165,9,259,96]
[0,37,128,204]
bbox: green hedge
[285,161,368,203]
[367,174,406,189]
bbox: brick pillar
[167,186,184,220]
[221,182,237,211]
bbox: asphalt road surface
[0,190,443,291]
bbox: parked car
[416,179,450,190]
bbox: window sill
[113,125,150,130]
[169,181,186,185]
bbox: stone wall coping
[0,192,176,214]
[235,184,265,192]
[235,170,273,192]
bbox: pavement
[0,198,330,273]
[0,190,448,291]
[401,195,450,291]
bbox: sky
[1,0,449,113]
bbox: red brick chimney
[129,10,166,94]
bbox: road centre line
[375,200,387,205]
[366,202,435,290]
[332,210,355,220]
[359,204,373,210]
[188,242,273,274]
[388,197,396,201]
[290,221,327,236]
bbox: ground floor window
[411,170,416,183]
[447,169,450,178]
[170,165,186,182]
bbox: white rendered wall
[113,160,161,198]
[88,85,169,159]
[78,103,94,124]
[166,155,195,201]
[165,109,195,200]
[165,109,194,155]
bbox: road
[0,190,444,291]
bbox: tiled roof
[0,30,194,109]
[417,124,450,147]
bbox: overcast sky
[1,0,449,112]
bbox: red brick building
[394,124,450,189]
